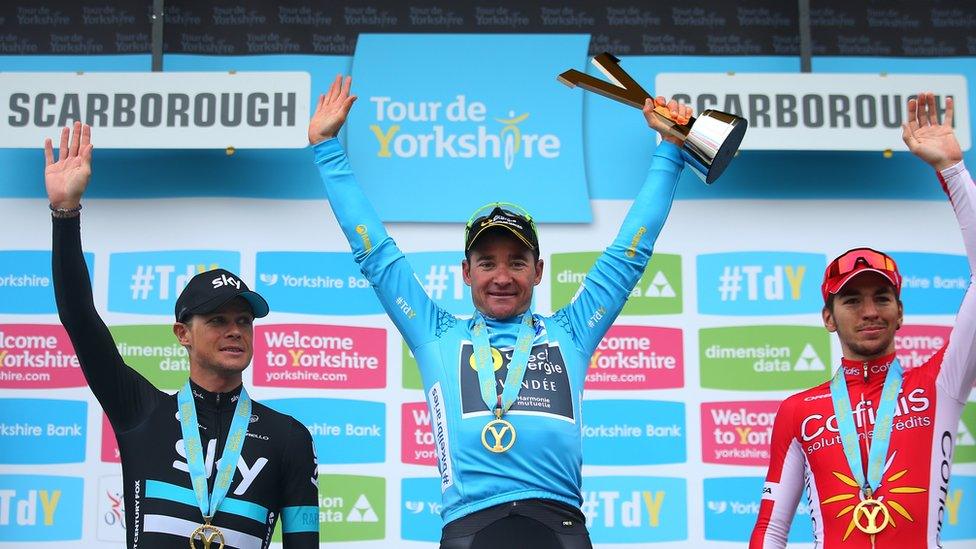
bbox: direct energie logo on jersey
[109,324,188,390]
[697,252,824,315]
[265,398,385,464]
[0,474,83,541]
[551,252,682,315]
[253,324,386,388]
[255,251,383,315]
[108,250,239,314]
[582,400,685,465]
[704,476,812,542]
[0,399,86,464]
[401,477,442,542]
[0,324,84,388]
[0,251,93,314]
[581,476,687,543]
[895,324,951,369]
[893,252,970,314]
[586,325,683,390]
[699,326,831,390]
[701,401,779,466]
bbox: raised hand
[643,96,693,147]
[902,91,962,171]
[308,74,358,145]
[44,121,93,209]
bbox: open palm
[44,122,93,208]
[902,92,962,171]
[308,75,358,145]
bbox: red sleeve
[750,395,805,549]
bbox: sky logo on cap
[347,33,590,222]
[700,326,831,390]
[586,326,683,390]
[401,477,442,542]
[405,252,471,315]
[0,251,93,314]
[256,251,383,315]
[934,475,973,541]
[892,252,969,314]
[581,476,686,543]
[583,400,685,465]
[265,399,385,464]
[698,252,824,315]
[0,474,83,541]
[895,324,951,369]
[109,324,188,390]
[402,402,435,466]
[701,401,779,466]
[0,399,86,464]
[704,477,813,542]
[254,324,386,388]
[108,250,239,315]
[0,324,84,389]
[551,252,682,315]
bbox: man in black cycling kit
[47,122,319,548]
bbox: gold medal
[481,410,516,453]
[189,519,225,549]
[851,487,891,549]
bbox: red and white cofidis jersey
[751,161,976,549]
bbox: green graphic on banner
[550,252,682,315]
[402,340,422,390]
[699,326,831,390]
[109,324,188,390]
[274,474,385,542]
[957,402,976,463]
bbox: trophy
[558,52,748,184]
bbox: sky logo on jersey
[586,325,683,390]
[402,402,435,466]
[0,474,83,541]
[402,340,423,390]
[581,476,686,543]
[108,250,239,314]
[264,399,385,464]
[0,251,93,314]
[895,324,951,369]
[697,252,824,315]
[0,324,84,389]
[893,252,969,314]
[405,251,471,315]
[583,400,685,465]
[700,326,831,390]
[315,474,385,542]
[0,399,86,464]
[254,324,386,388]
[701,401,779,466]
[704,477,813,542]
[109,324,188,390]
[957,403,976,464]
[100,413,120,463]
[95,475,124,542]
[255,251,383,315]
[348,34,590,222]
[401,477,442,542]
[551,252,682,315]
[941,475,975,540]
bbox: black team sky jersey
[52,215,319,549]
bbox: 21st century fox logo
[368,95,561,170]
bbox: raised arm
[48,122,162,430]
[558,97,690,356]
[903,92,976,401]
[309,76,444,350]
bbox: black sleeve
[52,215,164,431]
[278,418,320,547]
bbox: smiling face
[174,297,255,378]
[462,229,543,319]
[823,272,903,362]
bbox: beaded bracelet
[49,203,82,218]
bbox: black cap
[464,206,539,254]
[174,269,269,322]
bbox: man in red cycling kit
[750,92,976,549]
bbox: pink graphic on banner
[701,400,780,466]
[0,324,84,388]
[895,324,952,370]
[402,402,436,466]
[585,326,683,390]
[101,413,120,463]
[253,324,387,388]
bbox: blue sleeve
[313,138,442,349]
[558,141,684,357]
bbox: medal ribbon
[472,311,536,416]
[177,381,251,520]
[829,359,903,494]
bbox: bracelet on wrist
[50,203,82,218]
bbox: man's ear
[533,258,545,286]
[822,306,837,333]
[173,322,191,347]
[461,259,472,286]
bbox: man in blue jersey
[308,75,691,549]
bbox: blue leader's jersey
[314,137,683,524]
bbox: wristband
[50,203,82,218]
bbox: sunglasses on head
[464,201,536,242]
[826,248,898,279]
